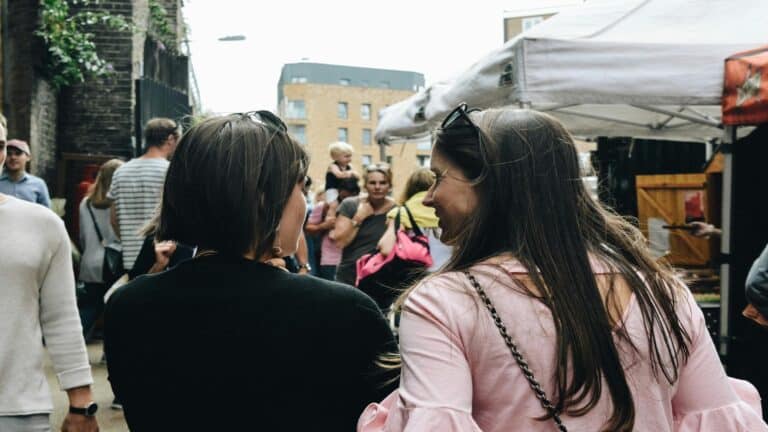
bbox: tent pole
[719,125,736,357]
[378,141,387,163]
[551,109,650,128]
[629,105,722,128]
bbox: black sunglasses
[440,102,482,131]
[239,110,287,133]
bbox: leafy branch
[36,0,131,90]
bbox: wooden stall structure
[636,173,713,266]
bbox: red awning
[723,46,768,125]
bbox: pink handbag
[355,206,432,308]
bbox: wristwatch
[69,401,98,417]
[298,262,312,272]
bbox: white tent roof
[376,0,768,142]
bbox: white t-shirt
[108,158,168,270]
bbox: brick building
[277,62,430,195]
[0,0,190,230]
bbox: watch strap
[69,402,98,417]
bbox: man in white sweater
[0,123,98,431]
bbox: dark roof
[277,62,425,102]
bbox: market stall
[374,0,768,363]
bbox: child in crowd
[325,141,358,203]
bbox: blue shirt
[0,173,51,207]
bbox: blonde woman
[77,159,123,337]
[331,164,396,285]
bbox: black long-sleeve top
[104,254,398,431]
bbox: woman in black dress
[104,111,397,431]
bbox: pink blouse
[359,260,767,431]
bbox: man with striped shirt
[109,118,179,271]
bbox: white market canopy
[376,0,768,142]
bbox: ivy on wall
[148,0,177,52]
[36,0,131,90]
[36,0,179,90]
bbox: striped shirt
[108,158,168,270]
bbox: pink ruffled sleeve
[672,293,768,431]
[358,277,484,431]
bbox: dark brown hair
[402,108,690,431]
[156,113,308,259]
[144,117,179,148]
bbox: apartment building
[277,62,429,195]
[503,0,586,42]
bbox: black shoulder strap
[401,205,425,237]
[85,200,104,243]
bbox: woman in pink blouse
[358,105,767,432]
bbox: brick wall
[0,1,4,118]
[4,0,40,144]
[159,0,181,45]
[4,0,60,190]
[58,0,136,158]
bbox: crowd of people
[1,104,768,431]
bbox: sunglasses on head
[364,162,391,172]
[441,102,482,131]
[239,110,287,133]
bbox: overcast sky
[183,0,515,113]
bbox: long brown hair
[87,159,124,209]
[393,108,691,431]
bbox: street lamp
[185,35,247,112]
[218,35,246,42]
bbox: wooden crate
[636,174,712,266]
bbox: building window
[417,155,431,168]
[386,156,393,167]
[337,102,348,119]
[338,128,348,142]
[362,154,373,167]
[285,100,306,119]
[291,76,307,83]
[361,103,371,120]
[339,78,350,86]
[416,139,431,151]
[288,124,306,145]
[522,16,543,32]
[362,129,372,146]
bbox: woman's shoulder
[405,271,477,313]
[406,259,530,310]
[338,195,360,210]
[277,271,380,308]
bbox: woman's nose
[423,189,435,207]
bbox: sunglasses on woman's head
[365,162,391,172]
[441,102,482,131]
[239,110,287,133]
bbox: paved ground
[45,341,129,432]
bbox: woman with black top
[331,164,396,285]
[104,111,397,431]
